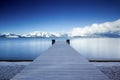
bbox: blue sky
[0,0,120,34]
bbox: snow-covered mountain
[0,33,19,38]
[0,31,120,38]
[0,31,69,38]
[21,31,69,38]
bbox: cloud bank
[70,19,120,37]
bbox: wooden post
[66,39,70,45]
[52,39,55,45]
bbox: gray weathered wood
[11,42,110,80]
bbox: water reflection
[0,38,120,60]
[0,38,51,60]
[71,38,120,60]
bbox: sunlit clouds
[70,19,120,37]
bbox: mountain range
[0,19,120,38]
[0,31,120,38]
[0,31,69,38]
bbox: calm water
[0,38,51,60]
[71,38,120,60]
[0,38,120,60]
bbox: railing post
[52,39,55,45]
[66,39,70,45]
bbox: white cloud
[70,19,120,37]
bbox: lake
[0,38,51,60]
[0,38,120,60]
[71,38,120,60]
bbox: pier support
[66,39,70,45]
[52,39,55,45]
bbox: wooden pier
[11,41,110,80]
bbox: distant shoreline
[1,60,120,62]
[89,60,120,62]
[0,60,33,62]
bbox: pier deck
[11,42,110,80]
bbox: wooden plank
[11,41,110,80]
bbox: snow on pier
[11,41,110,80]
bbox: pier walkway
[11,42,110,80]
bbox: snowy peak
[0,31,69,38]
[0,31,120,38]
[25,31,68,37]
[0,33,19,38]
